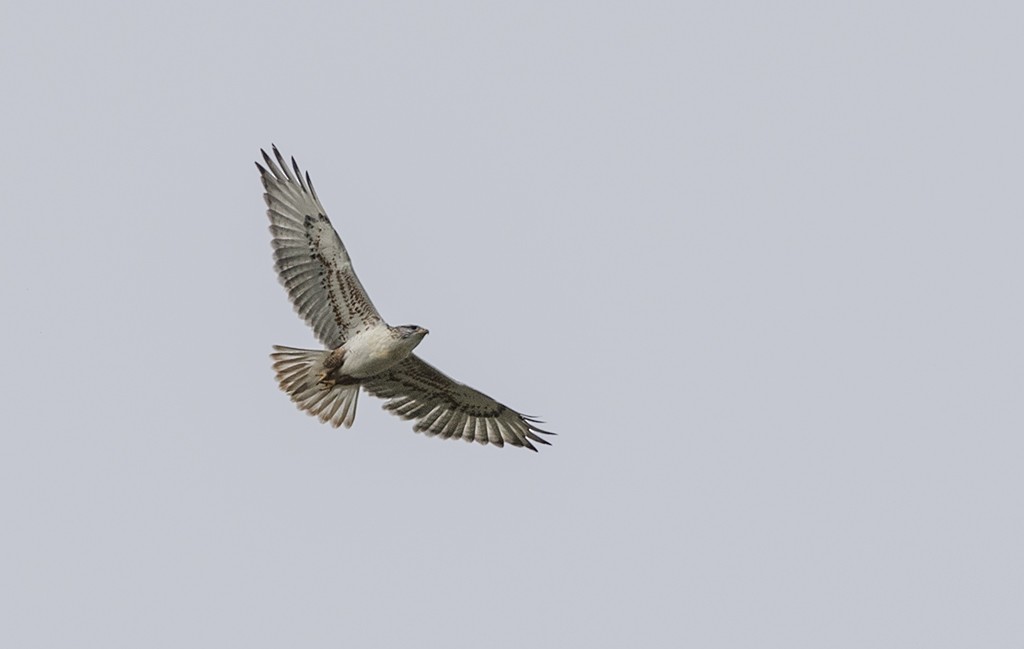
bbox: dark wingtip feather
[306,171,319,201]
[291,156,307,191]
[272,145,296,183]
[525,431,553,446]
[521,415,555,436]
[260,148,279,177]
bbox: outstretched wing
[362,355,554,451]
[257,146,383,348]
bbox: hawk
[257,146,553,451]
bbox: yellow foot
[317,371,336,390]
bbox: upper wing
[362,355,554,451]
[257,146,383,348]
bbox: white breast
[341,326,411,378]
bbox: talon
[317,371,335,389]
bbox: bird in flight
[257,146,553,451]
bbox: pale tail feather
[270,345,359,428]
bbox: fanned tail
[270,346,360,428]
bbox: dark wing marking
[362,355,554,451]
[257,146,383,347]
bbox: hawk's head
[393,325,429,350]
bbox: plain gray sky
[2,1,1022,646]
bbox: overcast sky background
[2,1,1022,646]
